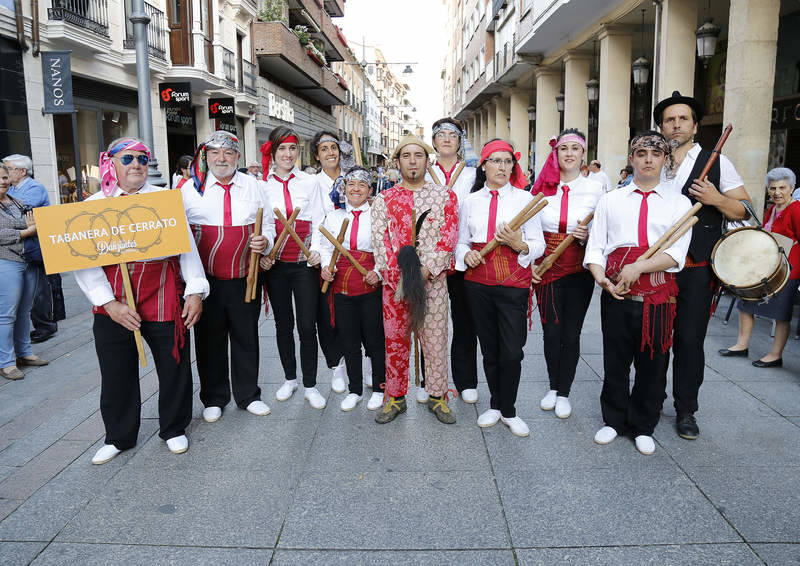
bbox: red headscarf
[260,134,299,174]
[531,133,587,196]
[480,140,526,189]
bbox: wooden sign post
[34,190,193,367]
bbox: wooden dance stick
[447,162,466,188]
[426,165,442,186]
[119,263,147,367]
[244,208,263,303]
[267,207,301,261]
[479,195,547,258]
[655,215,699,256]
[273,208,312,260]
[318,225,369,276]
[320,218,350,293]
[639,202,702,261]
[534,212,595,277]
[639,123,732,262]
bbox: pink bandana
[531,135,587,196]
[99,139,151,196]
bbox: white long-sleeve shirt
[588,170,613,193]
[455,183,545,271]
[538,175,603,234]
[314,169,340,214]
[314,202,376,269]
[75,183,210,307]
[583,182,693,273]
[662,143,744,194]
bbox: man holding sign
[72,138,209,465]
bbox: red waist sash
[534,231,585,285]
[332,251,377,296]
[605,246,678,356]
[276,219,312,263]
[192,224,253,279]
[93,257,186,361]
[465,243,532,289]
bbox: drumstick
[427,165,442,186]
[321,218,350,293]
[244,208,263,303]
[319,225,369,276]
[655,216,698,256]
[479,194,545,258]
[267,207,301,261]
[447,162,466,188]
[534,212,594,277]
[273,208,312,260]
[639,202,702,261]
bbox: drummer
[654,91,751,441]
[719,168,800,368]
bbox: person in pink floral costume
[371,135,459,424]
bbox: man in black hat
[654,91,751,441]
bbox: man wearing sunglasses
[181,131,274,425]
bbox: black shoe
[752,358,782,368]
[30,332,56,344]
[676,413,699,440]
[718,348,748,357]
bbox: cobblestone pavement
[0,275,799,565]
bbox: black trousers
[195,276,262,409]
[600,293,669,437]
[465,281,528,418]
[670,265,714,416]
[539,271,594,396]
[317,288,343,369]
[333,290,386,395]
[31,262,58,335]
[266,262,319,387]
[447,271,478,391]
[94,314,192,449]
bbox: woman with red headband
[259,126,329,410]
[531,128,603,420]
[456,139,545,437]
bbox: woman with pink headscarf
[531,128,603,420]
[74,137,209,465]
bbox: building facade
[443,0,799,213]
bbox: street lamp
[695,19,721,67]
[586,79,599,103]
[632,56,650,88]
[527,105,536,121]
[555,92,564,113]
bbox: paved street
[0,274,799,565]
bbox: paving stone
[61,412,104,442]
[0,440,91,499]
[736,380,800,417]
[516,543,761,565]
[751,543,800,565]
[56,466,289,548]
[0,399,74,440]
[0,421,159,542]
[686,466,800,542]
[272,550,516,565]
[520,355,599,383]
[472,380,603,421]
[0,499,22,521]
[0,542,47,566]
[278,470,509,550]
[497,467,740,547]
[653,416,800,469]
[29,543,272,566]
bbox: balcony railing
[123,0,167,60]
[49,0,109,37]
[222,47,236,87]
[240,59,257,96]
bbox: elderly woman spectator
[719,168,800,368]
[4,154,61,344]
[0,163,47,380]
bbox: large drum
[711,226,791,301]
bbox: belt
[615,293,676,304]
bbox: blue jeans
[0,259,36,367]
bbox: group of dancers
[75,90,750,464]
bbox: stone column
[564,51,591,136]
[480,108,489,145]
[722,0,779,216]
[474,112,483,148]
[534,67,561,174]
[597,25,632,181]
[655,0,697,103]
[509,88,530,167]
[485,102,496,141]
[494,96,510,140]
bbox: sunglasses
[117,154,149,166]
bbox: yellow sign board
[34,190,192,274]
